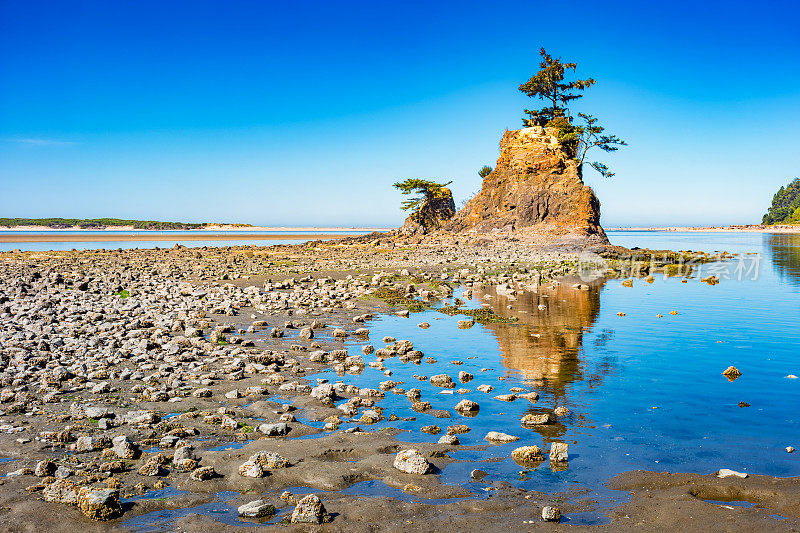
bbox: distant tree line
[0,218,208,230]
[763,178,800,225]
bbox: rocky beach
[1,230,798,531]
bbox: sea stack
[446,126,608,247]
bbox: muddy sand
[0,237,796,531]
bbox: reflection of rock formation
[470,277,605,400]
[765,233,800,287]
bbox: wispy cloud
[5,138,77,146]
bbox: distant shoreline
[0,224,391,233]
[607,225,800,234]
[0,232,371,244]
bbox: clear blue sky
[1,0,798,227]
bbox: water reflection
[470,278,611,404]
[765,233,800,287]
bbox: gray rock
[238,499,275,518]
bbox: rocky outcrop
[446,127,608,245]
[399,188,456,235]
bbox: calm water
[0,230,370,252]
[96,230,799,528]
[296,231,800,505]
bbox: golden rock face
[446,127,607,244]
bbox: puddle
[122,486,190,503]
[562,510,611,525]
[122,491,279,532]
[704,499,756,509]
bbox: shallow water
[0,230,369,252]
[128,231,800,527]
[307,231,800,499]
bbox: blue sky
[1,0,798,227]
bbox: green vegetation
[0,217,208,230]
[113,289,130,299]
[478,165,493,178]
[393,179,453,215]
[437,305,518,324]
[519,48,626,178]
[372,287,427,312]
[763,178,800,225]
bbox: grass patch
[372,287,428,312]
[437,305,517,324]
[114,289,130,299]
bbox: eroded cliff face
[446,127,608,245]
[399,187,456,235]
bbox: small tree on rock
[519,48,595,126]
[478,165,493,178]
[393,179,453,215]
[518,48,625,178]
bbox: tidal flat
[0,232,798,531]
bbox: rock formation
[446,126,608,245]
[399,187,456,235]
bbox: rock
[258,422,289,436]
[554,406,569,417]
[485,431,519,443]
[444,126,608,244]
[393,449,432,475]
[457,320,474,329]
[251,451,289,469]
[190,466,216,481]
[722,366,742,380]
[35,460,56,477]
[454,399,479,414]
[716,468,747,478]
[512,445,544,466]
[541,506,561,522]
[549,442,569,463]
[112,435,138,459]
[458,371,473,383]
[399,184,456,235]
[787,447,795,454]
[138,459,164,476]
[43,478,79,504]
[84,406,109,419]
[471,469,488,481]
[520,413,554,427]
[430,374,455,388]
[477,384,494,393]
[290,493,328,524]
[438,434,460,445]
[237,456,264,477]
[238,499,276,518]
[77,488,123,520]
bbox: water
[302,231,800,500]
[120,230,800,527]
[0,230,371,252]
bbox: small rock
[291,493,328,524]
[541,506,561,522]
[238,499,276,518]
[393,449,431,475]
[716,468,747,478]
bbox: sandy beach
[608,225,800,233]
